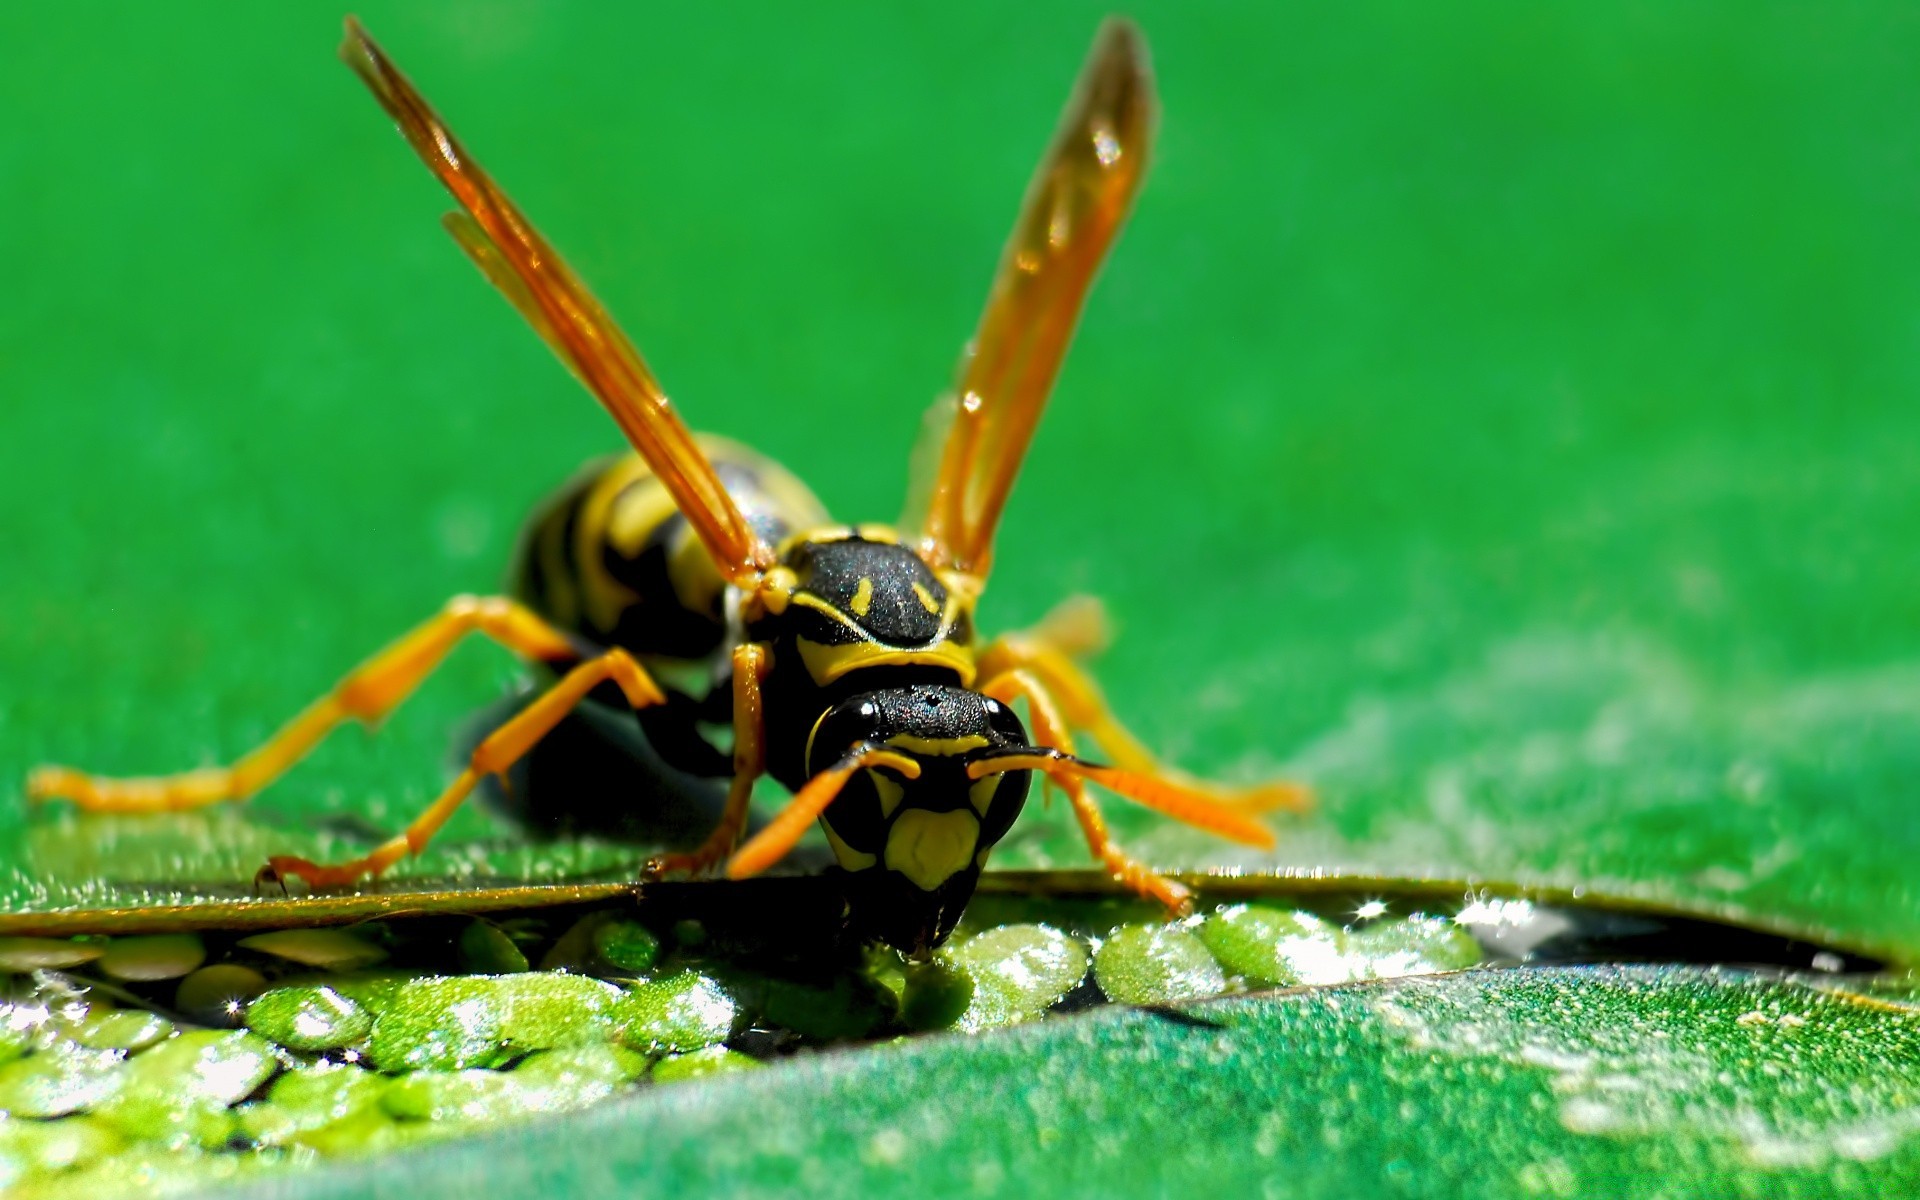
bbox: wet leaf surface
[2,0,1918,960]
[0,882,1896,1195]
[221,967,1920,1200]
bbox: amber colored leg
[978,597,1312,815]
[265,646,663,887]
[1020,593,1112,659]
[645,642,770,878]
[725,744,919,880]
[27,595,602,815]
[981,668,1191,916]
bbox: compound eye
[808,696,891,775]
[974,768,1030,850]
[982,696,1029,746]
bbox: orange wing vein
[905,19,1157,581]
[341,19,774,586]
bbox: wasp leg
[644,642,770,878]
[977,596,1312,815]
[980,668,1192,916]
[27,596,589,814]
[265,647,663,887]
[725,744,919,880]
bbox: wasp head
[805,683,1031,954]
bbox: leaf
[221,967,1920,1198]
[2,2,1917,959]
[0,809,644,932]
[0,881,1897,1194]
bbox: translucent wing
[341,19,774,586]
[904,19,1156,581]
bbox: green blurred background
[4,5,1918,951]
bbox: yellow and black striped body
[513,457,1033,950]
[748,528,1033,951]
[511,434,828,670]
[500,436,827,796]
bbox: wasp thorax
[806,685,1031,951]
[781,534,951,649]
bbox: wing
[341,19,774,586]
[904,19,1156,581]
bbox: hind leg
[28,596,590,813]
[979,667,1192,914]
[977,595,1312,814]
[478,692,728,844]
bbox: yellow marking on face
[802,705,835,778]
[968,775,999,816]
[850,577,874,618]
[884,733,989,758]
[869,769,905,819]
[855,523,902,544]
[794,637,978,687]
[821,819,877,872]
[910,582,940,615]
[884,808,980,892]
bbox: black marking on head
[786,537,948,648]
[817,769,890,856]
[840,862,983,954]
[806,686,1026,776]
[807,685,1032,953]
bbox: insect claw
[641,853,703,881]
[252,863,289,896]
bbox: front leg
[645,642,770,878]
[265,646,662,888]
[979,668,1191,915]
[977,595,1312,814]
[29,595,583,814]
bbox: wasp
[28,18,1309,953]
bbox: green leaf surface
[226,967,1920,1199]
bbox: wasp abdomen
[510,435,828,663]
